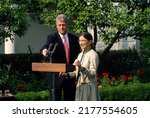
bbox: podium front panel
[32,63,75,72]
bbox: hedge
[14,83,150,101]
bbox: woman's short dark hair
[79,32,93,41]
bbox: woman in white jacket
[68,32,100,101]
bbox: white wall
[15,21,54,53]
[96,37,140,51]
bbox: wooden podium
[32,62,75,101]
[32,62,75,73]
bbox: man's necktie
[63,35,70,64]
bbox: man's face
[56,19,68,35]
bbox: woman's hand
[74,59,85,71]
[74,59,81,67]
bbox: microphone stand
[48,43,58,101]
[48,43,53,63]
[48,51,55,101]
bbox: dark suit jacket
[42,32,80,88]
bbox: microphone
[48,43,58,63]
[51,43,58,53]
[48,43,53,53]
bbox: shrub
[0,65,11,94]
[15,91,49,101]
[14,83,150,101]
[97,49,143,76]
[99,83,150,101]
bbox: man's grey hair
[56,14,69,24]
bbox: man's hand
[59,72,67,78]
[42,49,48,57]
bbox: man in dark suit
[42,14,80,101]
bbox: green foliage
[7,71,48,94]
[0,54,48,94]
[0,63,48,94]
[19,0,150,57]
[28,0,150,38]
[0,65,11,90]
[99,83,150,101]
[15,91,49,101]
[14,83,150,101]
[0,53,149,101]
[0,0,29,44]
[141,36,150,50]
[98,49,143,76]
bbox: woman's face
[78,36,91,51]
